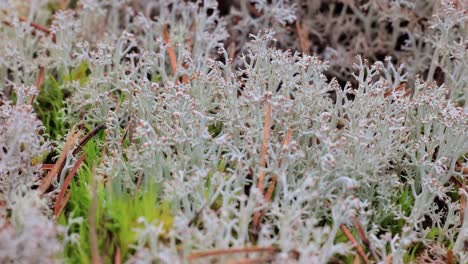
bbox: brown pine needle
[1,11,55,42]
[17,16,51,35]
[89,166,102,264]
[253,128,293,235]
[384,83,409,98]
[57,192,71,218]
[54,153,86,216]
[264,128,292,204]
[353,254,360,264]
[295,22,311,54]
[57,0,71,10]
[352,217,378,261]
[228,41,236,61]
[252,101,272,230]
[41,164,55,170]
[461,178,466,224]
[450,176,463,188]
[39,127,82,194]
[340,224,370,264]
[455,166,468,174]
[182,71,199,85]
[258,102,272,191]
[187,246,279,261]
[28,66,45,104]
[120,118,133,145]
[73,123,106,156]
[163,25,177,76]
[114,246,121,264]
[227,256,273,264]
[181,74,188,84]
[446,249,453,264]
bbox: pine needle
[39,127,82,195]
[187,246,279,261]
[252,101,271,230]
[53,153,86,216]
[340,224,370,264]
[163,25,177,76]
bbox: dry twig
[446,249,453,264]
[28,66,45,104]
[89,166,102,264]
[39,127,82,194]
[53,153,86,216]
[163,25,177,76]
[72,124,106,156]
[227,256,273,264]
[187,246,279,261]
[252,101,272,230]
[340,224,370,264]
[295,22,311,54]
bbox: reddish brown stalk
[264,128,292,203]
[41,164,55,170]
[72,123,106,156]
[114,246,121,264]
[120,118,133,145]
[352,217,368,245]
[39,128,82,194]
[53,153,86,216]
[17,16,51,35]
[1,11,55,42]
[227,256,273,264]
[353,254,360,264]
[257,102,272,192]
[57,0,71,10]
[253,129,292,235]
[461,178,466,224]
[228,41,236,61]
[384,255,392,264]
[57,192,71,217]
[352,217,378,260]
[89,167,102,264]
[340,224,370,264]
[384,83,410,98]
[247,3,263,17]
[187,246,279,261]
[455,166,468,174]
[183,71,200,84]
[181,72,188,84]
[450,176,463,188]
[446,249,453,264]
[295,22,311,54]
[252,102,272,230]
[163,25,177,76]
[28,66,45,104]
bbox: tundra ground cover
[0,0,467,263]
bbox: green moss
[35,75,65,140]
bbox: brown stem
[187,246,279,261]
[39,128,82,194]
[252,102,272,230]
[54,153,86,216]
[446,249,453,264]
[227,256,273,264]
[72,124,106,156]
[28,66,45,104]
[352,217,378,260]
[384,255,392,264]
[163,25,177,76]
[340,224,370,264]
[89,167,102,264]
